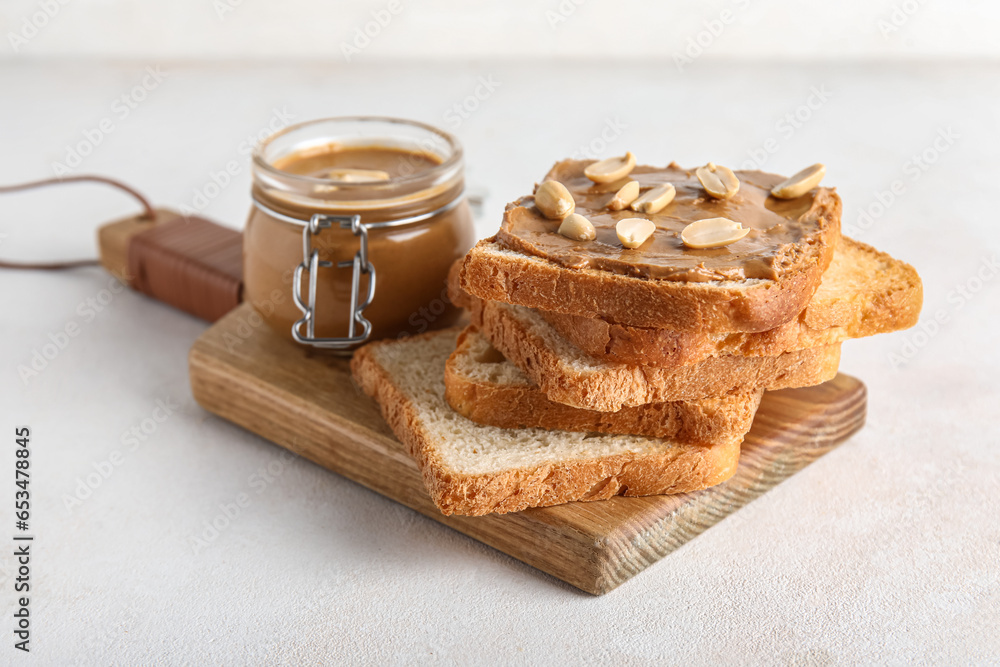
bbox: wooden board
[97,208,166,282]
[189,304,867,595]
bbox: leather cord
[0,174,157,270]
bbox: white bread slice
[445,327,763,443]
[460,160,842,334]
[351,329,742,516]
[467,299,841,411]
[537,236,922,367]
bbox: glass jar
[244,117,475,350]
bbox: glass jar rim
[251,115,463,188]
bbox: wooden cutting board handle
[97,208,159,283]
[97,208,244,322]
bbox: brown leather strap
[0,175,156,270]
[126,215,243,322]
[1,176,244,322]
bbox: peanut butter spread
[496,160,840,282]
[272,143,440,178]
[246,143,474,343]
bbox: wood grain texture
[188,304,867,595]
[97,208,173,282]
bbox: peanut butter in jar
[245,117,475,350]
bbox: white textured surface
[1,59,999,665]
[1,0,999,61]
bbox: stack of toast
[352,157,922,516]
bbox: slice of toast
[463,299,841,411]
[445,327,763,443]
[535,236,922,367]
[460,159,842,333]
[351,329,742,516]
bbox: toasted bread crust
[535,236,922,366]
[471,300,841,410]
[351,331,741,516]
[444,327,763,443]
[460,189,841,333]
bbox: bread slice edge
[351,330,743,516]
[445,326,763,443]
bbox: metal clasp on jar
[291,214,376,348]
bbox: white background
[2,0,1000,61]
[1,2,999,665]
